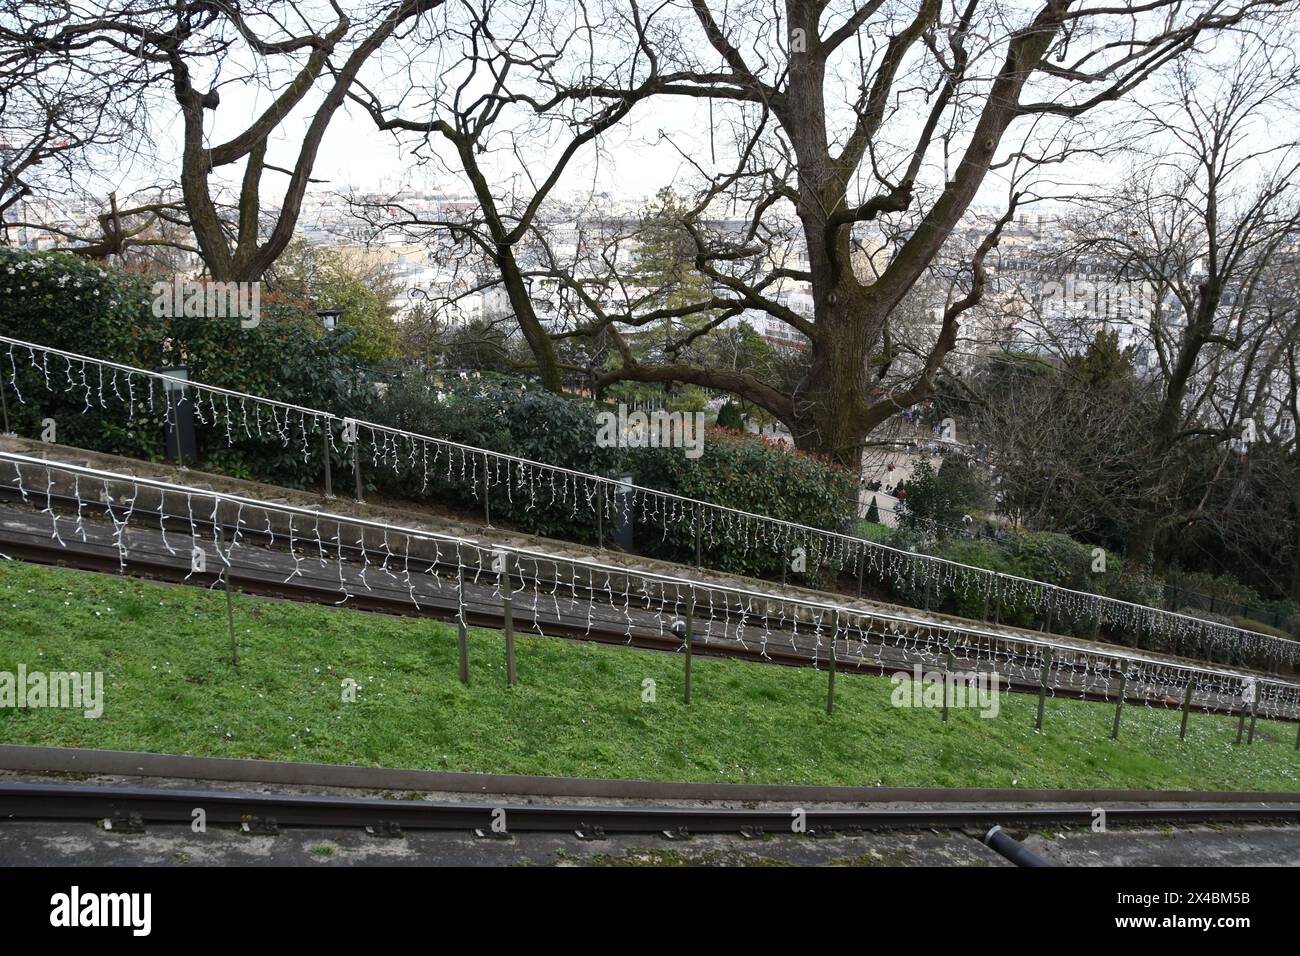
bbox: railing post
[942,650,953,723]
[215,519,238,667]
[1111,669,1127,739]
[457,562,470,686]
[684,589,694,705]
[0,376,10,435]
[1235,701,1248,744]
[352,433,364,503]
[322,424,333,499]
[1179,678,1196,741]
[501,552,516,686]
[1035,649,1052,732]
[596,482,604,549]
[826,614,838,715]
[224,570,238,667]
[1247,700,1259,745]
[482,452,491,527]
[856,553,865,598]
[694,503,702,569]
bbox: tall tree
[1061,34,1300,564]
[1,0,445,279]
[357,0,1293,466]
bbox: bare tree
[0,2,159,243]
[353,0,1294,467]
[346,0,707,390]
[1059,34,1300,564]
[1,0,445,278]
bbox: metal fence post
[501,553,516,686]
[1111,670,1127,739]
[942,650,953,723]
[457,562,470,686]
[1247,701,1259,745]
[1235,702,1248,745]
[596,482,604,549]
[352,434,364,503]
[1035,650,1052,732]
[482,452,491,527]
[224,571,238,667]
[322,425,333,499]
[694,503,702,569]
[215,520,238,667]
[1179,678,1195,741]
[826,614,838,715]
[684,589,695,705]
[0,377,10,434]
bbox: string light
[2,336,1298,670]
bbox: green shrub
[715,401,744,431]
[363,374,621,543]
[361,379,860,576]
[898,458,990,537]
[629,429,857,579]
[0,249,361,489]
[864,496,881,524]
[1178,606,1235,628]
[929,538,1033,626]
[1231,616,1293,640]
[1002,529,1094,593]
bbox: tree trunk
[791,291,875,469]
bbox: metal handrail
[2,332,1297,663]
[3,449,1296,708]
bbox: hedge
[362,378,859,575]
[0,247,362,488]
[628,428,858,579]
[360,373,623,543]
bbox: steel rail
[3,333,1295,660]
[2,782,1299,834]
[5,448,1298,705]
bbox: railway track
[3,780,1299,835]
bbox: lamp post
[316,307,343,332]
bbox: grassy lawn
[1,559,1298,791]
